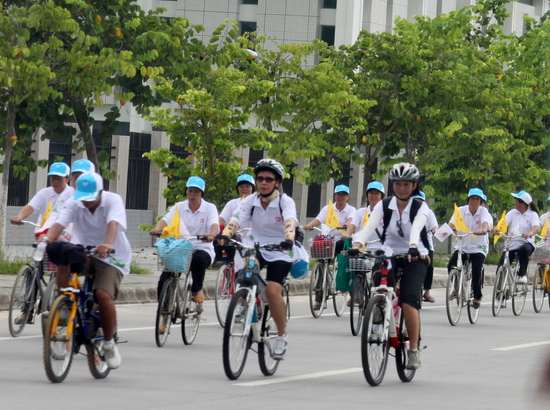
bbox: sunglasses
[256,176,276,183]
[396,217,404,237]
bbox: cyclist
[10,162,72,325]
[448,188,492,309]
[151,176,219,305]
[218,159,299,360]
[494,191,540,284]
[540,196,550,234]
[350,162,429,370]
[412,191,439,303]
[42,171,132,370]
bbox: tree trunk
[0,102,16,258]
[73,101,98,168]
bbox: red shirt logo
[275,217,282,223]
[200,218,205,223]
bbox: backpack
[250,194,305,245]
[380,197,430,250]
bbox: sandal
[422,295,435,303]
[193,292,204,303]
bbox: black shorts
[391,257,428,310]
[46,242,87,273]
[255,253,292,286]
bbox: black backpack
[250,194,305,245]
[380,197,430,250]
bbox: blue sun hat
[511,190,532,205]
[72,159,95,174]
[186,176,206,192]
[47,162,70,177]
[366,181,385,195]
[74,172,103,201]
[334,185,350,195]
[467,188,484,200]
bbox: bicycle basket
[532,241,550,264]
[154,237,194,272]
[309,238,335,259]
[348,257,374,272]
[42,252,57,273]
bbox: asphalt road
[1,288,550,410]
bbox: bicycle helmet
[389,162,419,182]
[254,159,285,180]
[366,181,385,196]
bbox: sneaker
[103,341,121,369]
[14,312,30,325]
[407,348,421,370]
[234,305,245,322]
[516,276,527,284]
[273,334,288,360]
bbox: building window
[240,21,257,36]
[321,25,335,46]
[517,0,533,4]
[126,132,151,210]
[307,183,322,218]
[242,0,258,4]
[323,0,337,8]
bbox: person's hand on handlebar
[279,240,294,250]
[10,217,23,225]
[216,234,230,245]
[347,248,360,257]
[150,228,162,236]
[407,246,421,262]
[96,243,114,259]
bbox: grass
[0,256,31,275]
[130,259,153,275]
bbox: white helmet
[389,162,419,182]
[254,159,285,180]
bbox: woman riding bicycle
[350,162,429,370]
[448,188,492,309]
[218,159,300,360]
[494,191,540,284]
[540,196,550,236]
[151,176,219,304]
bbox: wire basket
[348,257,374,272]
[42,252,57,273]
[155,238,194,272]
[532,242,550,264]
[309,238,336,259]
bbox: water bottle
[33,241,47,261]
[392,295,399,321]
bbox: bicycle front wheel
[331,265,347,317]
[215,264,234,327]
[445,269,462,326]
[309,262,326,318]
[258,305,281,376]
[86,315,111,379]
[395,309,415,383]
[9,264,36,337]
[43,295,75,383]
[181,275,201,345]
[512,277,527,317]
[492,266,507,317]
[155,279,176,347]
[350,273,367,336]
[361,295,390,386]
[533,265,546,313]
[223,288,253,380]
[466,281,479,324]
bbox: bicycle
[352,250,421,386]
[492,233,528,317]
[8,220,58,337]
[531,234,550,313]
[308,226,348,318]
[446,232,485,326]
[153,234,203,347]
[43,246,117,383]
[222,239,290,380]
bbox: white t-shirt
[230,193,299,263]
[540,211,550,230]
[220,197,250,230]
[56,192,132,277]
[351,206,383,250]
[163,199,218,262]
[28,185,72,231]
[449,205,492,255]
[315,202,357,240]
[506,208,540,251]
[425,208,439,251]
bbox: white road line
[233,368,363,386]
[0,335,41,341]
[491,341,550,351]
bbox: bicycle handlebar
[309,226,346,232]
[150,232,209,241]
[11,220,40,227]
[228,238,282,252]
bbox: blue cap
[511,190,532,205]
[547,196,550,203]
[334,185,350,194]
[47,162,70,177]
[186,176,205,192]
[74,172,103,201]
[237,174,255,186]
[290,259,309,280]
[467,188,484,199]
[413,191,426,200]
[72,159,95,174]
[366,181,385,195]
[481,193,487,202]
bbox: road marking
[492,341,550,351]
[233,368,363,386]
[0,335,41,341]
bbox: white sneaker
[407,348,421,370]
[273,334,288,360]
[103,341,121,369]
[516,276,527,284]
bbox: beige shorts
[87,258,123,300]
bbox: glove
[216,234,231,244]
[408,247,420,259]
[279,240,294,250]
[347,248,360,257]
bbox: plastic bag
[335,238,353,292]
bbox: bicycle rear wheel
[86,315,111,379]
[350,273,367,336]
[155,279,176,347]
[9,264,36,337]
[43,295,74,383]
[223,288,253,380]
[309,262,326,318]
[512,277,527,316]
[181,275,201,345]
[533,265,546,313]
[215,264,234,327]
[492,266,507,317]
[258,305,281,376]
[41,278,58,337]
[445,269,462,326]
[395,309,415,383]
[361,295,390,386]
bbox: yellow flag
[541,215,548,238]
[161,206,182,239]
[493,210,507,245]
[39,200,52,229]
[325,201,340,228]
[453,204,473,237]
[361,209,369,228]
